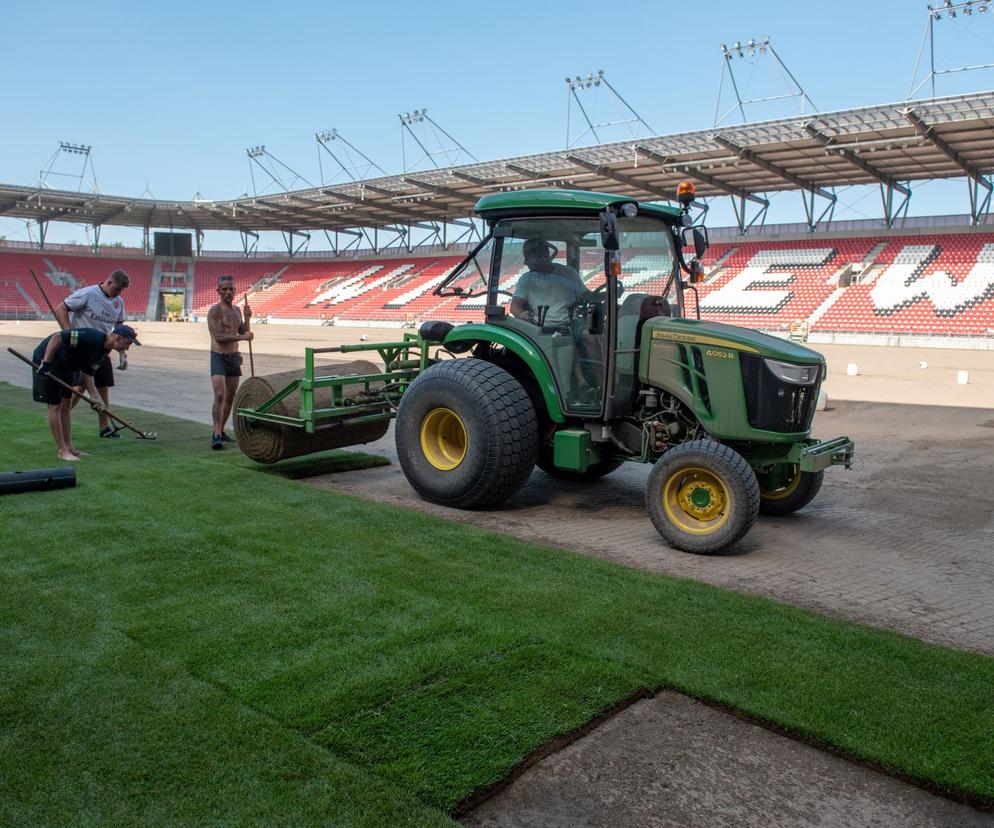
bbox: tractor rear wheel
[758,465,824,516]
[395,358,538,509]
[536,447,625,481]
[646,440,759,554]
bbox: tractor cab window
[490,217,610,414]
[612,218,677,413]
[440,235,496,308]
[489,215,678,416]
[615,219,676,297]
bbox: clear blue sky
[3,0,994,249]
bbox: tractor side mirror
[682,227,709,259]
[693,227,708,258]
[599,209,620,251]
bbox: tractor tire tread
[396,358,538,509]
[646,439,759,555]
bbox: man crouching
[32,325,140,461]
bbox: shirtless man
[207,275,252,449]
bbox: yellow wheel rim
[420,407,467,471]
[760,465,802,501]
[662,466,730,535]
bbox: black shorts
[30,342,72,405]
[92,355,114,389]
[211,351,243,378]
[32,370,75,405]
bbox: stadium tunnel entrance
[156,290,185,322]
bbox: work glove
[37,362,51,378]
[90,399,106,413]
[118,351,128,371]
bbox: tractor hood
[643,317,825,365]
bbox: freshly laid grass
[255,450,389,480]
[1,381,992,824]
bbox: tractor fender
[443,324,565,422]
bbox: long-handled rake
[7,347,157,440]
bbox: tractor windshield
[489,216,676,414]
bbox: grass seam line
[107,623,443,814]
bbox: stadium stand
[0,250,154,319]
[2,231,993,336]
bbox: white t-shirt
[514,263,588,326]
[64,284,125,333]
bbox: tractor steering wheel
[566,282,609,314]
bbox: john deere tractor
[236,185,852,554]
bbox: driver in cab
[510,238,592,328]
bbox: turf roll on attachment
[0,466,76,496]
[234,360,390,464]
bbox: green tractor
[236,186,852,554]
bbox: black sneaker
[220,432,235,443]
[99,427,121,439]
[211,433,224,450]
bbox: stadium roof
[2,91,993,234]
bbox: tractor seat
[619,294,670,350]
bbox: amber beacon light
[676,180,696,206]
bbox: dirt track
[3,320,993,826]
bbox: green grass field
[1,381,992,824]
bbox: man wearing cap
[510,239,591,328]
[31,325,140,461]
[54,269,132,438]
[207,275,253,449]
[510,238,609,404]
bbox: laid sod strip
[0,580,450,827]
[1,381,993,818]
[255,450,390,480]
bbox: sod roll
[234,359,390,464]
[0,466,76,495]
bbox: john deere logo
[650,330,759,354]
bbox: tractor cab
[436,189,700,418]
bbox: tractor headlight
[763,358,820,385]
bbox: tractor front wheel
[646,440,759,554]
[395,358,538,509]
[758,465,824,516]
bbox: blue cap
[112,324,141,346]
